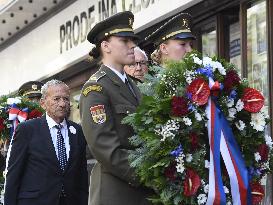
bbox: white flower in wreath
[193,56,202,65]
[235,120,246,131]
[265,134,273,149]
[186,154,193,162]
[235,99,244,112]
[155,120,180,141]
[197,194,207,205]
[223,186,229,194]
[204,184,209,193]
[175,153,185,174]
[260,106,270,119]
[228,108,237,119]
[7,97,21,105]
[202,56,213,67]
[254,152,261,162]
[182,117,192,126]
[226,98,234,108]
[195,111,202,121]
[69,126,77,134]
[205,160,210,168]
[250,112,266,131]
[212,61,226,75]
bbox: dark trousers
[59,197,66,205]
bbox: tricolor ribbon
[206,78,252,205]
[8,103,29,137]
[4,104,29,195]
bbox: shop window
[246,1,272,204]
[229,22,241,76]
[202,30,217,56]
[69,89,81,124]
[247,0,268,106]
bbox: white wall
[0,0,201,95]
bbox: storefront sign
[59,0,201,54]
[0,0,201,95]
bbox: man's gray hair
[41,79,68,99]
[134,47,148,61]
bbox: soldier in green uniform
[146,13,196,65]
[79,11,152,205]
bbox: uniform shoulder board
[89,70,106,82]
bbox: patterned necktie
[125,78,136,98]
[55,124,67,171]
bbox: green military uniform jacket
[80,65,152,205]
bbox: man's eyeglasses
[129,61,148,68]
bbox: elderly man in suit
[80,11,152,205]
[4,79,88,205]
[124,46,149,82]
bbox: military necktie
[55,124,67,171]
[125,78,136,98]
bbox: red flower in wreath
[250,182,264,205]
[0,117,5,132]
[183,169,201,196]
[164,163,177,181]
[187,78,210,106]
[241,88,264,113]
[223,70,240,92]
[28,109,43,119]
[258,144,269,162]
[171,96,189,116]
[189,132,199,151]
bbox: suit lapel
[40,116,60,169]
[100,65,138,106]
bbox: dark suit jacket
[4,116,88,205]
[80,65,152,205]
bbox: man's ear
[40,98,46,110]
[101,40,111,54]
[159,43,169,55]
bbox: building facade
[0,0,272,203]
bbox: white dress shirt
[105,64,129,83]
[46,114,70,160]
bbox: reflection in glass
[247,1,271,205]
[229,22,241,76]
[202,30,217,56]
[69,89,81,124]
[247,0,268,106]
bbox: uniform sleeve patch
[90,105,106,124]
[82,85,102,96]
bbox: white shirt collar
[46,113,67,129]
[105,64,128,83]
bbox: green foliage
[0,95,44,140]
[123,50,271,204]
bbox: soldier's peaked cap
[87,11,139,45]
[18,81,44,98]
[145,13,196,46]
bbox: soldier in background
[1,81,45,158]
[146,13,196,65]
[18,81,44,103]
